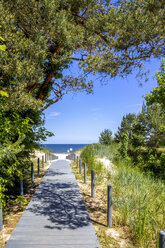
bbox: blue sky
[43,58,161,144]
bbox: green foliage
[15,196,28,207]
[0,35,6,51]
[115,113,136,143]
[0,44,6,51]
[0,96,53,206]
[80,145,105,180]
[80,145,95,168]
[114,61,165,177]
[115,102,165,178]
[87,143,119,161]
[0,0,164,113]
[0,90,8,97]
[119,131,129,161]
[0,35,8,98]
[80,143,165,246]
[0,0,165,212]
[0,111,30,204]
[160,152,165,167]
[99,129,113,145]
[144,59,165,110]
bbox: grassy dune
[78,144,165,247]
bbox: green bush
[99,129,113,145]
[80,145,105,181]
[80,145,95,168]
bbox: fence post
[38,158,40,176]
[31,162,34,184]
[77,156,79,168]
[91,170,95,198]
[45,153,47,163]
[42,155,44,168]
[159,231,165,248]
[107,185,113,228]
[84,163,87,184]
[0,203,2,231]
[20,169,24,196]
[79,159,82,174]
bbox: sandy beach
[34,150,70,161]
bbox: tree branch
[37,46,61,99]
[40,93,64,112]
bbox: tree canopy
[0,0,165,111]
[99,129,113,145]
[0,0,165,204]
[144,59,165,110]
[112,61,165,177]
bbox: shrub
[99,129,113,145]
[80,145,105,180]
[80,145,95,167]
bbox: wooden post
[45,153,47,163]
[20,169,24,196]
[107,185,113,228]
[77,156,78,168]
[84,163,87,184]
[38,158,40,176]
[42,155,44,168]
[91,170,95,198]
[31,162,34,184]
[79,159,82,174]
[159,231,165,248]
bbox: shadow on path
[25,161,91,230]
[5,160,101,248]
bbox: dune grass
[108,164,165,247]
[78,144,165,247]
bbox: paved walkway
[5,160,100,248]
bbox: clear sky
[43,58,161,144]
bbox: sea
[40,144,87,153]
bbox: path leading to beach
[5,159,100,248]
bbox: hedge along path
[5,159,100,248]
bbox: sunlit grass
[108,165,165,247]
[78,144,165,247]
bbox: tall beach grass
[80,144,165,247]
[109,164,165,247]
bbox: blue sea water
[40,144,87,153]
